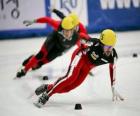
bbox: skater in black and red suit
[34,29,124,107]
[16,15,89,78]
[20,8,89,71]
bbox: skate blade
[13,76,21,80]
[33,102,43,108]
[13,77,19,80]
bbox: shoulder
[90,38,100,44]
[79,22,84,27]
[78,23,87,33]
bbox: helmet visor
[103,45,113,50]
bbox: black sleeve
[90,38,99,43]
[113,49,118,59]
[53,9,66,19]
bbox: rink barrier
[0,0,140,39]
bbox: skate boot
[16,68,26,78]
[34,92,49,108]
[35,84,48,95]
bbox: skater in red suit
[16,15,89,78]
[34,29,124,108]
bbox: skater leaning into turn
[16,15,89,78]
[34,29,124,107]
[18,8,89,74]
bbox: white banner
[0,0,46,31]
[50,0,88,26]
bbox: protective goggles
[103,45,113,51]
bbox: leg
[16,35,56,78]
[47,54,88,97]
[24,44,48,72]
[22,55,34,66]
[59,55,95,93]
[16,43,48,78]
[35,48,82,95]
[35,53,85,106]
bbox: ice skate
[35,84,49,95]
[34,92,49,108]
[16,67,26,78]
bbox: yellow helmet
[61,16,75,30]
[69,12,79,26]
[100,29,117,47]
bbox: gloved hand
[111,85,124,101]
[23,20,36,26]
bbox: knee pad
[36,52,44,60]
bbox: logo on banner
[0,0,46,31]
[51,0,88,26]
[100,0,140,9]
[0,0,20,20]
[59,0,83,13]
[52,0,85,14]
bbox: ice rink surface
[0,31,140,116]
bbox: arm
[52,9,66,19]
[35,17,60,30]
[77,33,97,48]
[23,17,60,30]
[109,59,124,101]
[79,33,90,40]
[76,33,90,48]
[109,49,119,86]
[109,63,116,86]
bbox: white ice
[0,31,140,116]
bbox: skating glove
[23,20,36,26]
[111,85,124,101]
